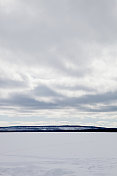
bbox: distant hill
[0,125,117,132]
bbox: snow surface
[0,133,117,176]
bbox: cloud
[0,78,26,89]
[33,84,63,97]
[0,0,117,126]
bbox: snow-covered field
[0,133,117,176]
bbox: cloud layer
[0,0,117,127]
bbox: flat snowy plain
[0,133,117,176]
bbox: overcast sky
[0,0,117,127]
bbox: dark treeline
[0,126,117,132]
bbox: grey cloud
[33,84,63,97]
[87,105,117,113]
[1,0,117,50]
[1,0,116,82]
[73,91,117,104]
[57,84,96,92]
[59,91,117,108]
[0,89,117,113]
[68,0,117,43]
[0,78,27,89]
[1,0,117,58]
[0,93,56,110]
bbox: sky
[0,0,117,127]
